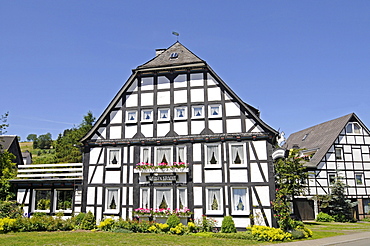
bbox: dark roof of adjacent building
[0,135,23,165]
[284,113,368,168]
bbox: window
[142,110,153,121]
[205,144,220,166]
[126,111,137,122]
[328,173,336,185]
[34,190,51,211]
[232,188,248,214]
[106,188,119,212]
[108,148,120,166]
[363,198,370,214]
[56,190,73,211]
[355,173,364,185]
[192,106,204,118]
[141,147,151,163]
[178,188,187,209]
[206,188,222,213]
[156,189,172,209]
[158,109,169,121]
[156,147,172,164]
[175,107,187,119]
[346,123,361,134]
[230,143,245,165]
[170,52,178,59]
[141,188,150,209]
[335,148,343,160]
[209,105,221,118]
[177,146,186,163]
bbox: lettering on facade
[146,175,178,182]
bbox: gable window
[335,148,343,160]
[108,148,120,166]
[232,188,248,214]
[106,188,119,212]
[141,147,151,163]
[177,146,186,163]
[156,147,172,164]
[34,189,51,212]
[142,110,153,121]
[192,106,204,118]
[346,123,361,134]
[126,111,137,122]
[175,107,187,119]
[209,105,221,118]
[230,143,245,165]
[205,144,220,167]
[328,173,336,185]
[206,188,222,214]
[178,188,187,209]
[156,188,172,209]
[56,189,73,211]
[158,109,169,121]
[355,173,364,185]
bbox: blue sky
[1,1,370,141]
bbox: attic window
[170,52,178,59]
[302,134,309,141]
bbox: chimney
[155,49,166,56]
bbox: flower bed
[133,207,192,217]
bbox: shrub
[195,215,217,232]
[166,214,180,228]
[170,223,187,235]
[97,217,115,231]
[316,212,334,222]
[247,225,292,242]
[187,221,197,233]
[80,211,96,230]
[221,216,236,233]
[0,201,23,219]
[0,218,16,233]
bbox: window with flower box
[176,146,186,163]
[140,188,150,209]
[156,146,172,165]
[141,147,151,164]
[155,188,172,210]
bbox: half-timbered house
[79,42,278,228]
[284,113,370,220]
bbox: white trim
[158,108,170,121]
[140,146,151,163]
[54,189,73,213]
[192,105,204,119]
[231,187,249,215]
[154,188,173,209]
[176,145,187,163]
[204,143,221,168]
[206,187,223,215]
[229,142,247,167]
[208,104,222,118]
[141,109,153,122]
[33,189,51,213]
[126,110,137,123]
[140,188,150,209]
[105,188,120,214]
[177,188,187,209]
[155,146,173,165]
[107,148,121,167]
[174,107,187,120]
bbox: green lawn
[1,222,370,246]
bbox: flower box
[134,168,189,173]
[134,162,189,173]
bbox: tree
[0,112,9,135]
[26,134,37,142]
[318,179,357,222]
[272,148,308,230]
[33,133,53,149]
[54,111,95,163]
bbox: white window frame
[205,144,221,168]
[126,111,137,123]
[335,148,343,160]
[33,189,51,212]
[141,109,153,122]
[140,188,150,209]
[174,107,187,120]
[107,148,121,167]
[176,146,186,163]
[105,188,119,213]
[158,108,170,121]
[229,142,247,167]
[140,147,151,164]
[177,188,187,209]
[155,188,173,210]
[231,187,249,215]
[155,146,173,165]
[54,189,73,213]
[208,104,222,118]
[355,173,364,186]
[346,122,361,134]
[192,105,204,119]
[206,187,223,215]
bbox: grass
[1,222,370,246]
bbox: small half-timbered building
[284,113,370,220]
[79,42,278,228]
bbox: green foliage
[0,151,17,201]
[221,216,236,233]
[0,201,23,218]
[169,223,186,235]
[33,133,53,149]
[318,179,357,222]
[80,211,96,230]
[195,215,217,232]
[273,148,308,231]
[316,212,334,222]
[0,217,16,233]
[166,214,180,228]
[26,134,37,142]
[54,111,95,163]
[97,217,115,231]
[247,225,292,242]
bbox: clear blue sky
[1,1,370,141]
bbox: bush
[195,215,217,232]
[166,214,180,228]
[316,212,334,222]
[97,217,115,231]
[0,201,23,219]
[0,218,16,233]
[221,216,236,233]
[80,211,96,230]
[170,223,187,235]
[247,225,292,242]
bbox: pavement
[271,231,370,246]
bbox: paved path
[270,231,370,246]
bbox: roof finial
[172,31,179,41]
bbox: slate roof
[0,135,23,165]
[136,42,206,70]
[0,135,17,150]
[284,113,366,168]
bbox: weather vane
[172,31,179,41]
